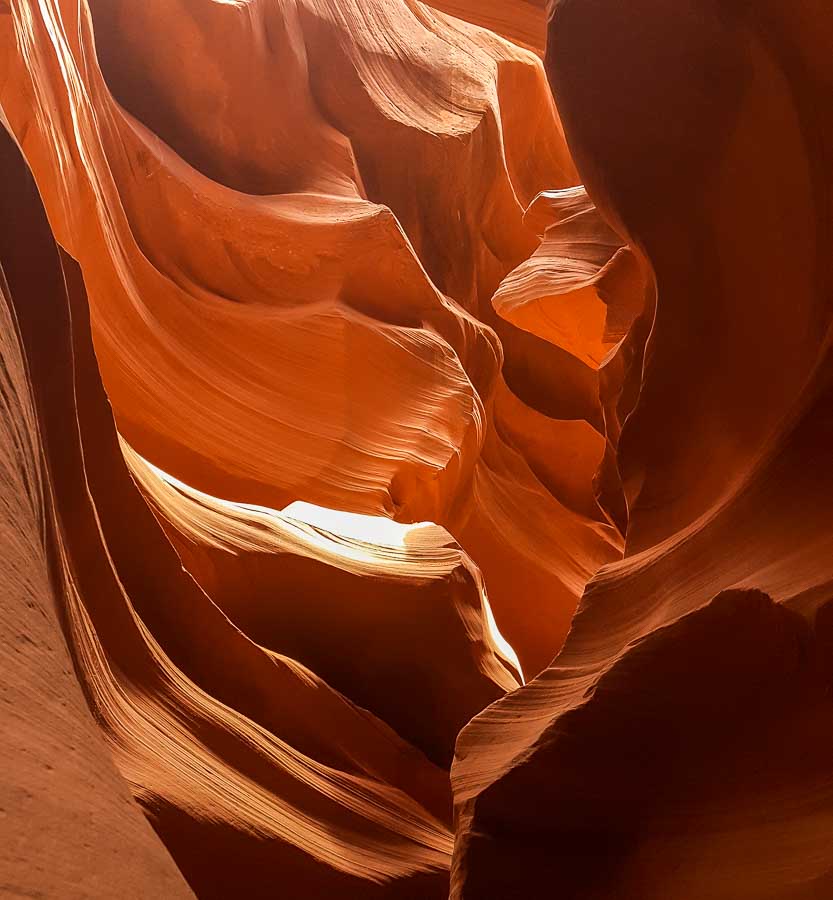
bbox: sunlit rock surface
[1,1,831,898]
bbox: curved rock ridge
[0,0,610,894]
[0,0,620,678]
[423,1,549,56]
[125,443,522,768]
[1,124,461,899]
[3,0,832,898]
[493,185,644,369]
[0,133,194,900]
[450,1,833,898]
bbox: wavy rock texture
[0,0,623,680]
[0,131,194,900]
[1,0,831,898]
[451,2,833,899]
[1,128,457,899]
[424,0,548,56]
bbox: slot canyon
[2,1,833,898]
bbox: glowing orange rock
[5,1,831,898]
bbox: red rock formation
[2,0,831,898]
[424,0,549,56]
[0,127,194,900]
[450,2,833,898]
[0,0,619,678]
[1,126,456,899]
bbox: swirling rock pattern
[451,2,833,899]
[1,1,831,898]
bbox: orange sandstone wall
[1,1,831,898]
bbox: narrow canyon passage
[2,2,833,899]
